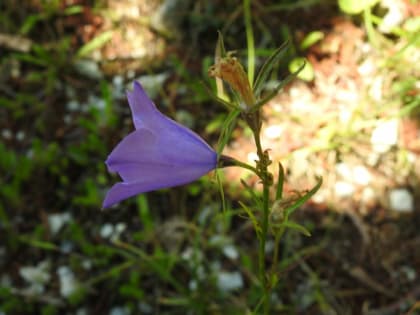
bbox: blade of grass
[253,41,290,96]
[243,0,255,84]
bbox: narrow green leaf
[77,31,113,57]
[243,0,255,84]
[216,108,241,156]
[300,31,324,50]
[250,60,305,113]
[64,5,83,15]
[214,31,228,102]
[289,58,314,81]
[20,14,42,35]
[216,31,226,58]
[20,237,58,251]
[240,179,262,209]
[238,201,261,237]
[284,177,322,217]
[137,194,153,232]
[201,82,236,110]
[216,170,226,213]
[275,163,285,200]
[253,40,290,96]
[275,220,311,236]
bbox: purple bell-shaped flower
[103,82,217,208]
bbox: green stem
[252,128,271,314]
[260,182,270,314]
[218,155,258,174]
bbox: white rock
[264,125,284,140]
[66,100,80,112]
[217,271,243,292]
[16,131,25,141]
[188,279,198,291]
[369,76,384,102]
[19,261,51,295]
[1,129,12,140]
[111,222,127,242]
[247,152,259,164]
[48,212,73,235]
[222,244,239,260]
[361,187,376,204]
[336,163,352,180]
[370,119,399,153]
[100,223,114,239]
[57,266,78,298]
[353,165,372,186]
[74,59,103,79]
[389,188,414,212]
[109,306,130,315]
[378,0,405,33]
[335,181,355,198]
[138,302,153,314]
[19,261,51,285]
[76,308,88,315]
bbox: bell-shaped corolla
[103,81,217,208]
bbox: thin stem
[252,127,271,315]
[260,182,270,314]
[218,155,259,174]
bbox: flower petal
[106,128,216,182]
[127,81,161,129]
[127,83,215,158]
[102,161,215,208]
[103,81,218,208]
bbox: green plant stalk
[243,0,255,84]
[253,128,271,315]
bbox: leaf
[250,60,305,113]
[214,31,229,102]
[300,31,324,50]
[275,220,311,236]
[238,201,261,237]
[289,57,314,81]
[284,177,322,217]
[338,0,379,14]
[216,30,227,58]
[253,40,290,96]
[77,31,113,58]
[275,163,285,200]
[243,0,255,84]
[216,170,226,213]
[201,82,236,110]
[216,108,241,156]
[240,179,263,210]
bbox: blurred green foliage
[0,0,419,314]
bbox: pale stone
[389,188,414,212]
[370,119,399,153]
[335,181,355,198]
[264,125,284,140]
[217,271,243,292]
[48,212,73,235]
[57,266,78,298]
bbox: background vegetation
[1,0,419,314]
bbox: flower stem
[252,127,272,315]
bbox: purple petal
[103,81,217,208]
[127,83,214,154]
[106,128,216,179]
[127,82,160,129]
[102,161,214,208]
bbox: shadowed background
[1,0,419,314]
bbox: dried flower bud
[209,54,255,107]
